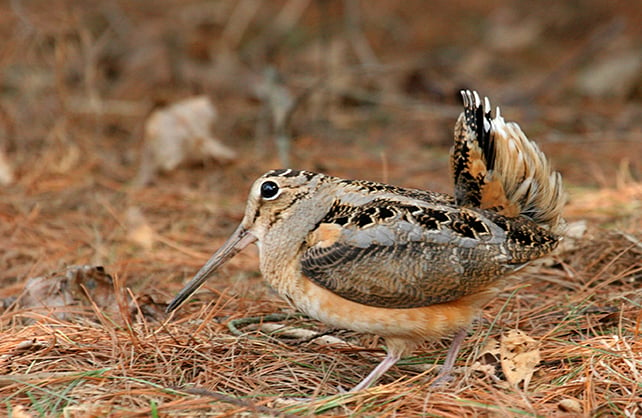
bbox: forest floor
[1,1,641,416]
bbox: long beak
[166,224,257,313]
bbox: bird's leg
[432,329,467,386]
[351,351,401,392]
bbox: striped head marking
[241,169,329,239]
[167,168,329,312]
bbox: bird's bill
[166,224,257,313]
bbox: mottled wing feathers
[301,197,558,309]
[286,89,565,310]
[303,240,470,308]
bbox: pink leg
[432,329,467,386]
[351,351,401,392]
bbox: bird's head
[166,169,329,313]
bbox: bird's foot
[431,368,455,387]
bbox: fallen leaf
[0,149,14,185]
[471,337,501,380]
[136,96,237,185]
[129,294,167,322]
[558,398,583,413]
[126,206,155,249]
[500,329,541,390]
[12,265,117,321]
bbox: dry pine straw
[0,227,639,416]
[1,0,640,415]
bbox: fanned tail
[451,90,565,233]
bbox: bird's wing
[301,198,557,309]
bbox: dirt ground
[1,1,641,416]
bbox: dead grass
[1,223,640,416]
[1,1,641,416]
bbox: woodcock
[167,90,566,391]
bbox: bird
[166,90,566,391]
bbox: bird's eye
[260,181,280,200]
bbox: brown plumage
[167,90,566,391]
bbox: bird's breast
[290,273,496,341]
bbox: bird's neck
[258,188,334,296]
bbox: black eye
[260,181,280,200]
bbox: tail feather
[451,90,565,233]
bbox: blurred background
[1,0,640,288]
[1,3,641,414]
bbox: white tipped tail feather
[452,90,565,233]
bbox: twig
[288,327,343,346]
[227,312,305,336]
